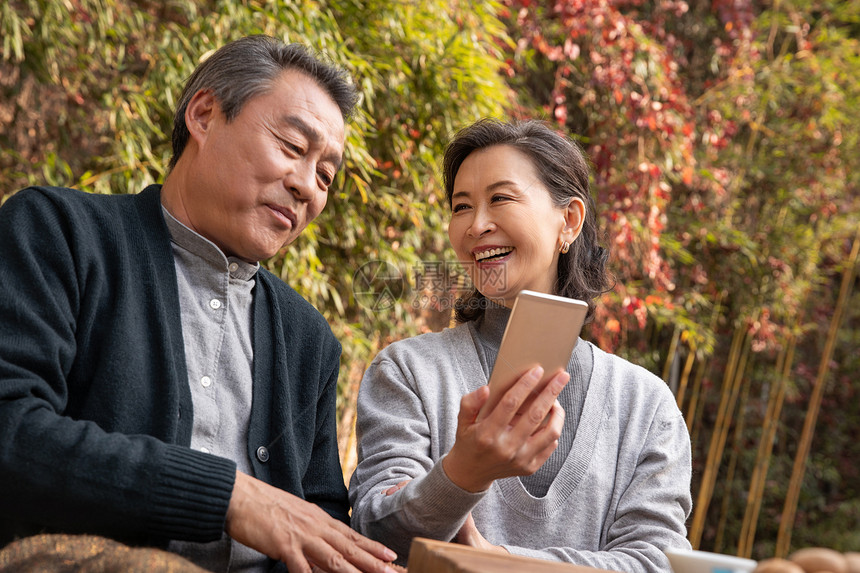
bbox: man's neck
[159,162,193,230]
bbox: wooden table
[407,538,620,573]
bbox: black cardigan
[0,185,347,548]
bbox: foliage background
[2,0,858,559]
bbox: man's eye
[318,172,334,187]
[280,139,302,154]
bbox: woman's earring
[559,241,570,254]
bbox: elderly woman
[348,119,692,572]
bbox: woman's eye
[452,203,470,213]
[491,194,509,203]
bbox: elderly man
[0,35,397,573]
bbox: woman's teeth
[475,247,513,261]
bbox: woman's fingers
[383,480,411,496]
[444,368,570,490]
[455,512,478,545]
[486,366,544,426]
[528,401,567,464]
[509,370,568,437]
[503,374,567,474]
[459,385,490,424]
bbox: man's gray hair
[169,35,359,169]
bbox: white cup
[664,548,758,573]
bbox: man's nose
[285,162,316,202]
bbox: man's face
[180,69,345,262]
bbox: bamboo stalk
[738,328,798,557]
[737,342,784,556]
[775,230,860,556]
[663,325,682,385]
[676,342,697,410]
[686,292,725,430]
[714,349,753,553]
[687,354,708,437]
[689,326,749,548]
[737,199,806,556]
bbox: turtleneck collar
[474,302,511,350]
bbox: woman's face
[447,144,583,308]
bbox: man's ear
[562,197,586,244]
[185,89,217,146]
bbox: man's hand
[226,470,398,573]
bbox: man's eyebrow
[280,114,343,171]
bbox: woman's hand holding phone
[442,365,570,493]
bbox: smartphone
[482,290,589,416]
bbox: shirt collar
[161,205,259,281]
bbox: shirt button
[209,299,222,310]
[228,262,239,272]
[201,376,212,388]
[256,446,270,463]
[200,447,210,454]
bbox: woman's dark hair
[442,118,612,323]
[169,35,359,169]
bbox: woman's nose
[467,207,495,237]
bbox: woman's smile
[473,246,515,263]
[448,145,568,306]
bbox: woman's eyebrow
[452,180,519,200]
[486,180,518,192]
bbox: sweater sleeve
[504,401,693,573]
[0,188,236,545]
[348,356,486,561]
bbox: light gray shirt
[349,321,692,572]
[162,207,267,572]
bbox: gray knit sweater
[348,320,692,572]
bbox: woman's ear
[184,89,217,146]
[561,198,586,244]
